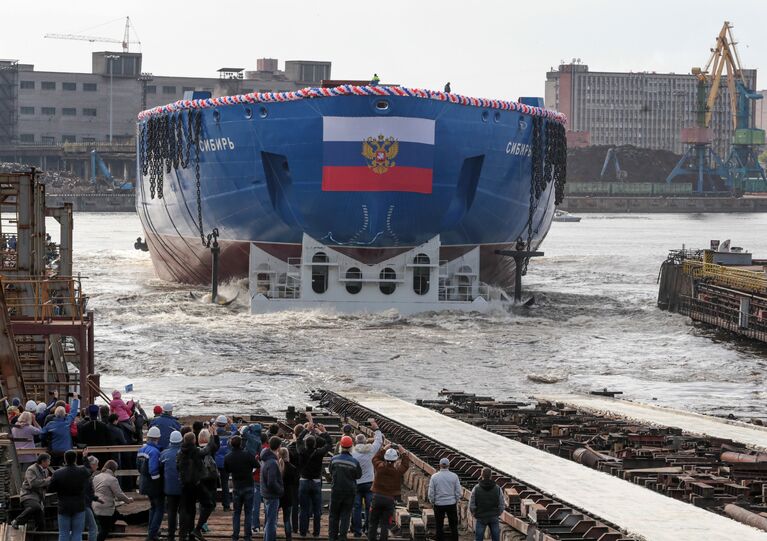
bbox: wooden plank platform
[119,504,417,541]
[344,391,766,541]
[536,394,767,450]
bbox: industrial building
[545,62,758,157]
[756,90,767,132]
[0,53,331,180]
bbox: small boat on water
[553,210,581,223]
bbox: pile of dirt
[567,145,682,183]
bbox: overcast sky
[5,1,766,100]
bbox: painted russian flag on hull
[322,116,435,194]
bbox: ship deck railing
[683,260,767,294]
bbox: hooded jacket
[149,413,181,450]
[241,424,263,456]
[109,392,132,423]
[351,430,383,485]
[469,479,505,521]
[40,398,79,453]
[92,469,132,516]
[160,440,183,496]
[260,447,284,500]
[19,462,51,504]
[214,425,236,468]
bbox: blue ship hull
[136,90,563,287]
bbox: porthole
[212,110,221,122]
[481,111,489,122]
[493,111,501,123]
[345,267,362,295]
[379,267,396,295]
[259,106,268,118]
[244,107,253,119]
[375,100,390,111]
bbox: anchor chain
[521,116,544,275]
[551,122,567,205]
[192,110,204,245]
[138,109,204,230]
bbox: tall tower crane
[44,17,140,53]
[666,21,765,192]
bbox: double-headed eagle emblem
[362,134,399,174]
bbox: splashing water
[59,212,767,417]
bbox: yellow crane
[692,21,760,129]
[668,21,765,191]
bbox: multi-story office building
[0,52,331,179]
[2,52,330,146]
[545,63,758,157]
[756,90,767,133]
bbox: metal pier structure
[658,247,767,344]
[536,394,767,451]
[321,391,767,541]
[0,170,98,406]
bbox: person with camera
[296,414,333,537]
[368,443,409,541]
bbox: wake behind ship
[136,84,567,313]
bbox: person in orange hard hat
[329,435,362,541]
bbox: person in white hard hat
[149,403,181,451]
[368,444,410,541]
[138,426,165,541]
[160,431,184,541]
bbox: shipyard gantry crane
[667,21,765,193]
[44,16,140,53]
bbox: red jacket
[252,442,268,483]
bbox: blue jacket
[137,441,162,497]
[241,424,262,456]
[40,399,79,453]
[214,426,237,468]
[160,442,182,496]
[260,448,284,500]
[149,414,181,450]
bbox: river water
[62,213,767,418]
